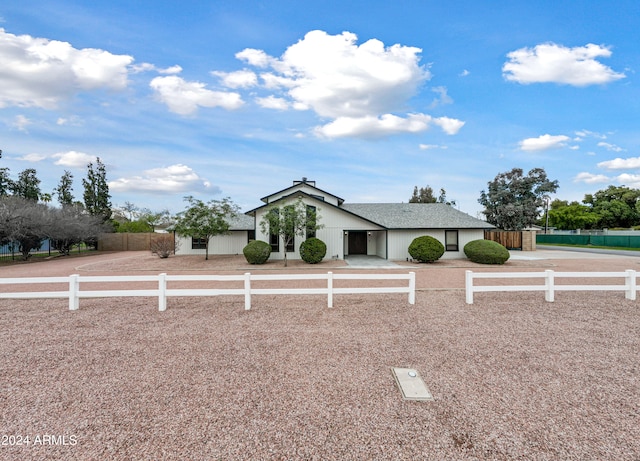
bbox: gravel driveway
[0,251,638,460]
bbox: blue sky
[1,1,638,218]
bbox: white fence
[0,272,416,311]
[465,269,637,304]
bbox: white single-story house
[176,179,495,260]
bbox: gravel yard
[0,251,639,460]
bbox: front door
[348,232,367,255]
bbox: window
[270,232,279,252]
[267,209,279,252]
[445,230,459,251]
[306,205,317,239]
[192,237,207,250]
[247,230,255,242]
[285,235,295,253]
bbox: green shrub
[299,237,327,264]
[408,235,445,263]
[464,239,510,264]
[243,240,271,264]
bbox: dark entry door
[348,232,367,255]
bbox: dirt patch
[0,252,639,460]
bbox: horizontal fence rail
[465,269,637,304]
[0,272,416,311]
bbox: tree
[47,204,108,255]
[54,170,75,206]
[139,208,172,232]
[82,157,112,222]
[0,196,48,259]
[11,168,41,201]
[259,197,323,267]
[409,186,436,203]
[479,167,559,230]
[173,196,239,260]
[437,188,457,207]
[122,201,138,221]
[547,200,599,230]
[0,168,13,196]
[583,185,640,228]
[410,185,456,206]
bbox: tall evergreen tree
[11,168,41,201]
[82,157,112,221]
[0,167,12,197]
[54,170,75,206]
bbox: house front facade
[176,179,494,260]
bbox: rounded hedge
[464,239,510,264]
[299,237,327,264]
[243,240,271,264]
[408,235,445,263]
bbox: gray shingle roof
[340,203,494,229]
[227,213,254,230]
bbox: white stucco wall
[176,231,250,256]
[387,229,485,260]
[254,196,383,260]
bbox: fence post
[244,272,251,310]
[327,271,333,308]
[465,270,474,304]
[158,273,167,311]
[408,272,415,305]
[545,269,555,302]
[69,274,79,310]
[625,269,636,300]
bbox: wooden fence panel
[484,230,523,250]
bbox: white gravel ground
[0,252,639,460]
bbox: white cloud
[575,129,606,140]
[149,76,243,115]
[0,28,133,109]
[229,30,458,138]
[419,144,447,150]
[109,164,215,194]
[431,116,465,135]
[236,48,273,68]
[256,95,289,110]
[615,173,640,187]
[17,153,47,162]
[429,86,453,108]
[212,69,258,88]
[574,172,610,184]
[159,65,183,75]
[597,156,640,170]
[597,141,624,152]
[314,113,464,138]
[519,134,570,151]
[57,115,83,126]
[52,151,96,168]
[460,69,470,77]
[131,63,182,74]
[503,43,625,86]
[11,115,32,132]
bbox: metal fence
[0,239,52,261]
